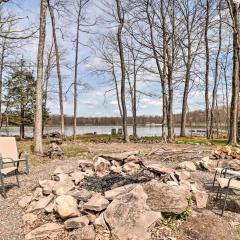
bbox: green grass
[176,136,227,146]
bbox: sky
[4,0,226,118]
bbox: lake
[0,125,208,137]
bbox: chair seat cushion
[1,167,17,176]
[215,168,240,176]
[217,177,240,191]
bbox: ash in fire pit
[83,170,154,193]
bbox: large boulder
[178,211,236,240]
[84,193,109,212]
[94,157,111,176]
[143,180,191,214]
[55,195,80,219]
[53,178,75,195]
[25,223,63,240]
[177,161,197,172]
[104,185,161,240]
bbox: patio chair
[0,153,20,198]
[215,174,240,216]
[0,137,29,174]
[212,167,240,190]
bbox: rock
[39,180,56,195]
[69,189,93,202]
[78,160,94,171]
[166,181,179,186]
[45,201,55,213]
[177,161,197,172]
[200,156,218,171]
[64,216,89,229]
[53,167,65,175]
[53,178,75,195]
[122,162,140,173]
[18,195,33,209]
[94,157,111,176]
[25,223,63,240]
[84,193,109,212]
[70,171,85,185]
[82,169,94,177]
[54,173,72,182]
[191,185,208,209]
[125,155,141,163]
[104,184,136,200]
[146,164,174,175]
[99,151,139,162]
[110,165,122,173]
[22,213,37,225]
[179,211,235,240]
[112,160,122,167]
[86,213,96,223]
[27,194,54,213]
[70,225,96,240]
[94,213,109,230]
[175,170,191,181]
[32,187,43,200]
[55,195,80,219]
[143,180,191,214]
[104,185,161,240]
[47,143,64,159]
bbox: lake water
[0,125,207,137]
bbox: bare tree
[47,0,65,138]
[227,0,240,145]
[34,0,47,154]
[115,0,129,142]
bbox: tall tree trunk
[0,42,5,129]
[48,0,65,139]
[210,5,222,139]
[115,0,129,142]
[73,7,81,141]
[204,0,210,138]
[180,63,191,137]
[43,41,54,133]
[34,0,47,154]
[228,0,240,145]
[146,0,166,139]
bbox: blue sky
[6,0,227,118]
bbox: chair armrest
[220,167,232,177]
[2,157,16,166]
[226,174,240,188]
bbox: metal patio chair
[0,153,20,198]
[0,137,29,174]
[212,167,240,190]
[215,173,240,216]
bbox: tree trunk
[180,65,191,137]
[228,0,240,145]
[204,0,210,138]
[34,0,47,154]
[210,6,222,139]
[116,0,129,142]
[73,7,81,141]
[48,0,65,139]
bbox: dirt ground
[1,142,240,240]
